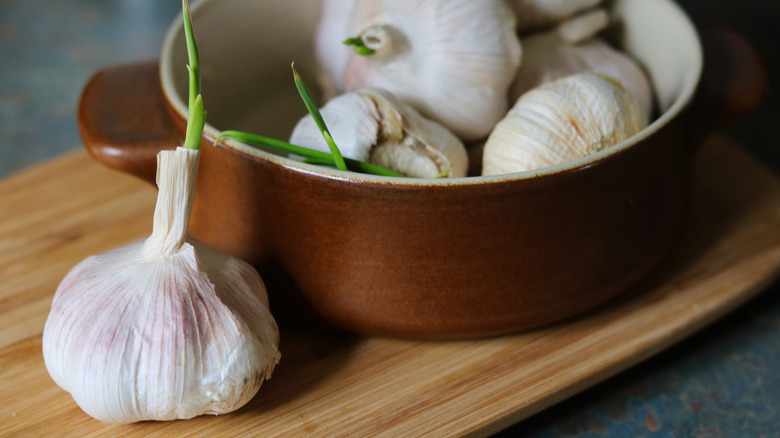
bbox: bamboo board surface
[1,136,780,437]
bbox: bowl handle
[78,61,181,185]
[696,28,769,138]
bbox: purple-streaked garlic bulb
[42,148,281,423]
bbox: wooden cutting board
[2,136,779,437]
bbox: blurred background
[0,0,777,436]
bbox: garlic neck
[143,147,200,260]
[353,24,406,58]
[362,25,391,53]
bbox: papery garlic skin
[43,239,278,423]
[289,88,468,178]
[42,148,280,423]
[509,0,602,32]
[315,0,522,141]
[510,14,654,117]
[482,72,648,175]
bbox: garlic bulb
[510,10,654,117]
[509,0,603,33]
[42,148,280,423]
[482,72,649,175]
[290,88,468,178]
[315,0,522,141]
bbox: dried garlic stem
[143,147,199,259]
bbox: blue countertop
[1,1,777,436]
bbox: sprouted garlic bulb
[315,0,522,141]
[289,88,468,178]
[510,9,654,117]
[42,148,280,423]
[41,0,280,424]
[482,72,649,175]
[509,0,603,33]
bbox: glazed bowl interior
[160,0,702,183]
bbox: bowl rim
[160,0,703,187]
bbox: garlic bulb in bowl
[482,72,648,176]
[510,9,654,117]
[289,88,468,178]
[315,0,522,141]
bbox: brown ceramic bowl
[79,0,766,338]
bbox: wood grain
[1,136,779,437]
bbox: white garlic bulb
[315,0,522,141]
[290,88,468,178]
[509,0,603,33]
[510,10,654,117]
[482,72,649,175]
[42,148,280,423]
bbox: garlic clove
[482,72,649,176]
[510,0,603,33]
[289,88,468,178]
[556,8,609,44]
[510,19,654,118]
[42,148,280,423]
[315,0,522,141]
